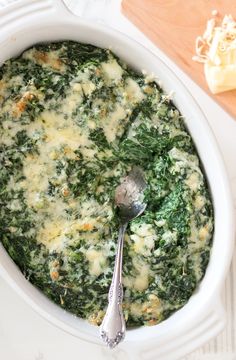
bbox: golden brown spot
[13,92,35,117]
[199,225,209,241]
[61,186,70,197]
[34,51,63,71]
[49,259,61,281]
[147,318,158,326]
[35,51,48,63]
[81,223,94,231]
[53,59,63,71]
[95,68,101,76]
[50,270,59,281]
[63,146,80,160]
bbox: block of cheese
[205,63,236,94]
[194,14,236,94]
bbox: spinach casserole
[0,41,213,327]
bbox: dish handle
[0,0,76,36]
[118,297,226,360]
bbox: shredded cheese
[193,13,236,93]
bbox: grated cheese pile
[193,13,236,94]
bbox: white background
[0,1,236,359]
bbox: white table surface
[0,1,236,359]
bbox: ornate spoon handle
[100,223,127,349]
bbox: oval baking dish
[0,1,234,359]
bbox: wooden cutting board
[122,0,236,119]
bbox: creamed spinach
[0,41,213,326]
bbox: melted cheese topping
[28,110,90,150]
[131,234,155,256]
[101,59,123,83]
[133,264,150,291]
[123,255,151,292]
[85,249,107,276]
[129,294,162,323]
[0,42,213,328]
[125,78,145,103]
[130,223,156,256]
[185,172,201,192]
[103,104,127,142]
[21,109,91,214]
[194,195,206,210]
[23,48,66,72]
[19,105,98,252]
[14,55,145,253]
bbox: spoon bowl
[115,166,147,223]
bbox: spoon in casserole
[100,166,147,348]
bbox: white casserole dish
[0,1,235,359]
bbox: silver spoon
[100,166,147,349]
